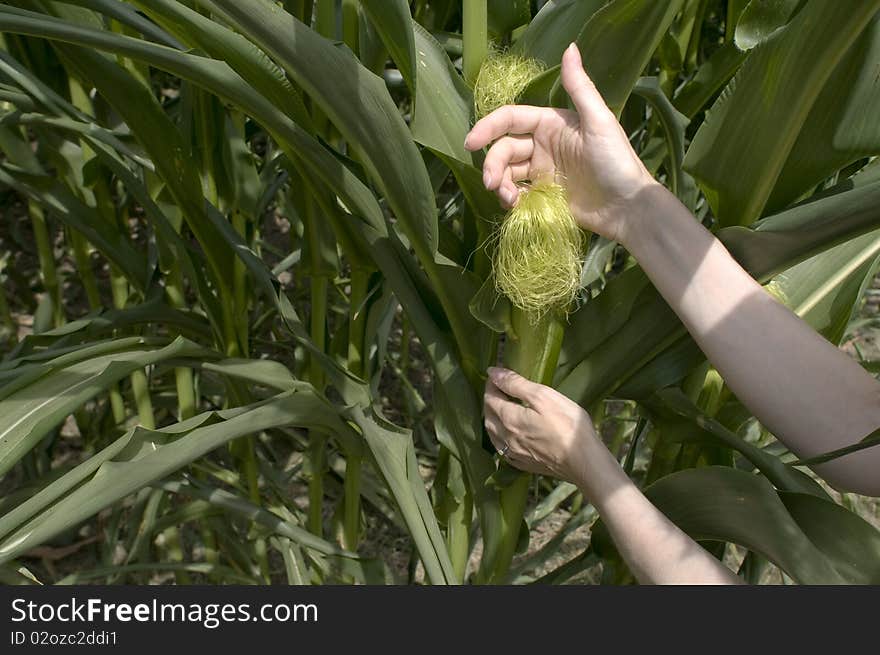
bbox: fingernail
[463,134,470,149]
[483,170,493,188]
[487,366,501,381]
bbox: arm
[624,187,880,496]
[467,43,880,496]
[484,369,742,584]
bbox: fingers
[484,379,533,431]
[464,104,547,151]
[482,135,534,192]
[499,160,532,207]
[488,367,544,406]
[560,42,610,124]
[508,161,531,182]
[497,163,530,208]
[484,412,506,451]
[483,405,545,475]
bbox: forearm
[574,435,741,584]
[624,185,880,495]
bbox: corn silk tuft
[473,50,545,119]
[492,181,585,318]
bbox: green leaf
[647,388,828,498]
[734,0,801,51]
[205,0,481,368]
[512,0,607,66]
[640,467,869,583]
[409,20,474,164]
[488,0,531,37]
[684,0,880,226]
[348,407,458,584]
[158,480,356,559]
[0,3,426,400]
[770,228,880,345]
[557,181,880,405]
[631,77,692,202]
[765,16,880,214]
[0,388,349,564]
[469,277,512,334]
[780,490,880,584]
[129,0,314,132]
[48,0,182,48]
[0,336,215,477]
[553,0,684,116]
[0,163,149,291]
[518,64,561,106]
[672,41,746,119]
[720,179,880,283]
[360,0,417,91]
[208,0,438,260]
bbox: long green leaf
[640,467,876,583]
[684,0,880,226]
[765,15,880,214]
[553,0,684,115]
[0,388,349,564]
[512,0,607,66]
[0,336,216,477]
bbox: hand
[464,43,658,246]
[483,366,596,484]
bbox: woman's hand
[464,43,658,246]
[483,366,596,485]
[483,366,744,584]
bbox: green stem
[684,0,709,71]
[342,455,361,551]
[490,310,565,582]
[342,269,369,550]
[347,270,370,379]
[232,209,249,356]
[504,310,565,386]
[308,275,329,537]
[68,230,101,310]
[223,209,267,580]
[282,0,306,21]
[130,369,155,430]
[315,0,336,36]
[160,524,191,585]
[312,0,336,141]
[164,264,197,421]
[65,76,103,312]
[244,436,269,581]
[400,314,411,374]
[726,0,748,43]
[447,457,473,581]
[342,0,359,53]
[105,251,127,425]
[29,201,63,328]
[462,0,488,86]
[0,257,16,344]
[195,89,219,223]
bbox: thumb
[560,43,609,122]
[488,367,542,405]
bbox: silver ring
[497,442,510,458]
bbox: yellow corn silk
[473,50,545,119]
[473,52,584,320]
[492,180,584,318]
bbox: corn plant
[0,0,879,585]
